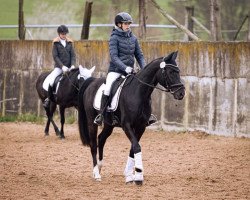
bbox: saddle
[52,75,64,94]
[93,76,127,112]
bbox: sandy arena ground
[0,122,249,200]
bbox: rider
[42,25,76,108]
[94,12,157,126]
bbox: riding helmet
[57,25,69,34]
[115,12,133,26]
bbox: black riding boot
[43,98,50,108]
[94,94,109,126]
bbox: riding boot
[43,98,50,108]
[94,94,109,126]
[147,114,157,126]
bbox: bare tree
[184,6,194,41]
[150,0,200,41]
[18,0,25,40]
[139,0,147,40]
[210,0,222,41]
[81,1,93,40]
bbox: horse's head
[78,65,96,80]
[157,51,185,100]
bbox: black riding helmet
[57,25,69,34]
[115,12,133,26]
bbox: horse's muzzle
[173,87,185,100]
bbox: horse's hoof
[95,178,102,182]
[59,135,65,139]
[134,181,143,185]
[55,129,60,136]
[125,181,134,185]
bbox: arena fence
[0,40,249,137]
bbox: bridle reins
[131,63,185,94]
[64,71,80,91]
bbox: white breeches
[42,68,62,91]
[103,72,121,96]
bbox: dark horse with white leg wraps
[78,51,185,185]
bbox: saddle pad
[93,81,125,112]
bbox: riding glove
[125,67,133,74]
[62,66,69,73]
[69,65,75,71]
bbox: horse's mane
[136,57,163,76]
[144,57,163,69]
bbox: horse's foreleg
[98,125,114,173]
[59,106,65,139]
[124,126,144,185]
[134,152,143,185]
[124,152,135,184]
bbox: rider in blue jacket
[94,12,157,126]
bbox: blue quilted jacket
[108,27,145,75]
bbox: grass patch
[0,114,43,123]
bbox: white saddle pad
[93,80,126,112]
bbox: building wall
[0,40,249,137]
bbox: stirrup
[147,114,157,126]
[43,98,50,108]
[94,114,103,126]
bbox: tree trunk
[150,0,200,41]
[210,0,222,41]
[18,0,25,40]
[184,6,194,41]
[247,14,250,41]
[81,1,93,40]
[139,0,147,40]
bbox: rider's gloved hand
[125,67,133,74]
[62,66,69,73]
[69,65,75,71]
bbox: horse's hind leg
[89,125,101,181]
[98,124,114,173]
[44,102,60,136]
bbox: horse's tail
[78,77,95,146]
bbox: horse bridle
[131,63,185,94]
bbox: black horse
[78,51,185,184]
[36,65,95,138]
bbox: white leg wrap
[93,165,101,181]
[134,152,144,182]
[134,171,144,182]
[134,152,143,171]
[124,157,135,183]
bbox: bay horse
[36,65,95,138]
[78,51,185,184]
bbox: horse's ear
[90,66,96,74]
[164,52,175,62]
[172,51,178,61]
